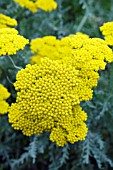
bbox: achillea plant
[100,21,113,46]
[1,1,113,169]
[8,32,113,146]
[30,33,89,65]
[13,0,57,13]
[0,84,10,114]
[0,13,17,29]
[30,32,113,102]
[8,58,88,146]
[36,0,57,12]
[0,28,29,56]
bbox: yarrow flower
[0,84,10,114]
[30,33,89,65]
[30,32,113,101]
[0,28,29,56]
[8,32,113,146]
[36,0,57,12]
[8,58,88,146]
[100,21,113,46]
[0,13,17,29]
[13,0,57,13]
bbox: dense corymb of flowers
[100,21,113,46]
[30,33,113,67]
[13,0,57,13]
[8,33,113,146]
[30,33,89,64]
[0,84,10,114]
[30,33,113,101]
[0,28,29,56]
[36,0,57,12]
[0,13,17,29]
[8,58,88,146]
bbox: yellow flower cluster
[36,0,57,12]
[30,33,89,64]
[0,28,29,56]
[100,21,113,46]
[30,33,113,102]
[8,32,113,146]
[8,58,88,146]
[13,0,57,13]
[0,84,10,114]
[0,13,17,29]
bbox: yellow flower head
[8,58,88,146]
[36,0,57,12]
[0,28,29,56]
[100,21,113,46]
[0,13,17,29]
[0,84,10,114]
[13,0,57,13]
[30,32,113,95]
[30,33,89,64]
[30,32,113,68]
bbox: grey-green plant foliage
[0,0,113,169]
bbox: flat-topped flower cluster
[8,58,88,146]
[0,13,17,29]
[0,28,29,56]
[8,32,113,146]
[0,12,113,146]
[100,21,113,46]
[13,0,57,13]
[0,14,29,56]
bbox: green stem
[76,11,89,32]
[8,56,22,70]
